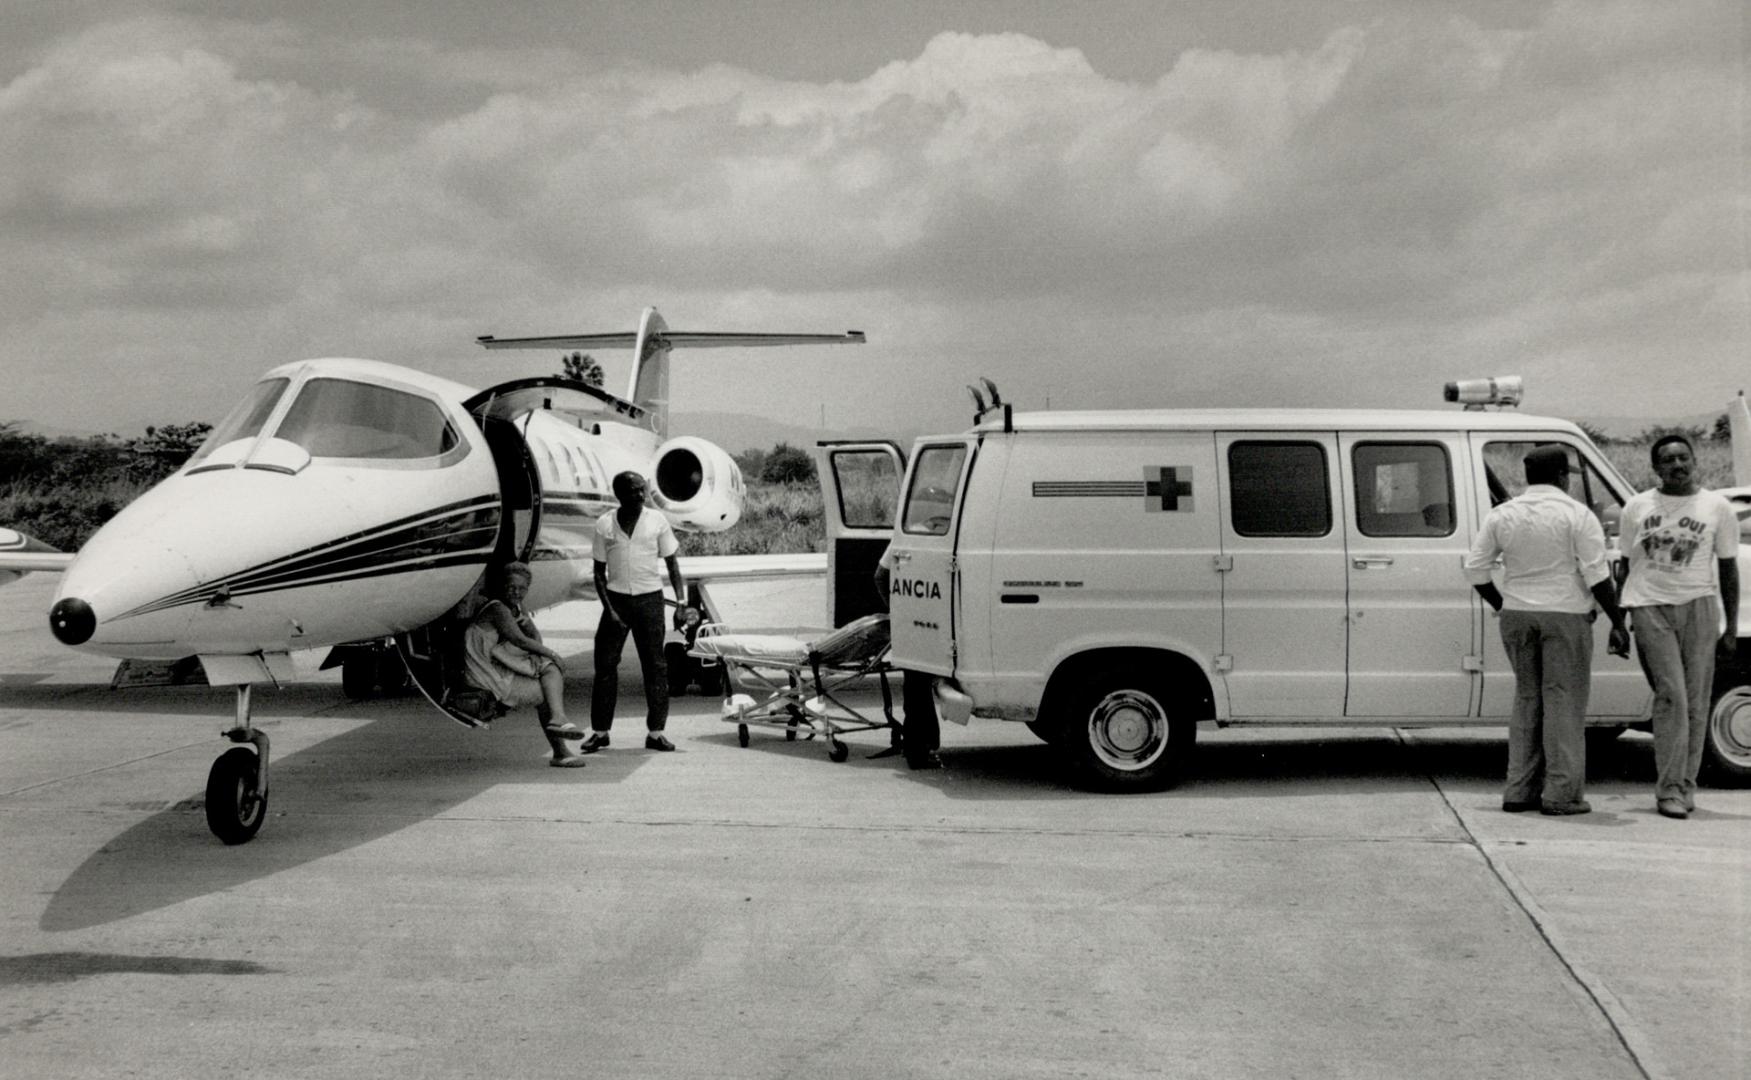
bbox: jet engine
[651,436,744,532]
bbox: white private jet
[0,307,859,844]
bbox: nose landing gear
[205,684,271,845]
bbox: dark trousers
[592,591,668,732]
[1499,609,1593,807]
[901,670,939,764]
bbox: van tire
[1025,719,1060,745]
[1705,681,1751,786]
[1062,669,1193,792]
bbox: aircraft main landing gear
[206,683,271,845]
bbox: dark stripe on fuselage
[110,497,502,621]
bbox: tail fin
[630,307,673,440]
[478,307,865,440]
[1731,391,1751,487]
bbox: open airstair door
[392,379,612,729]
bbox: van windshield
[274,378,460,461]
[185,378,289,467]
[903,445,966,535]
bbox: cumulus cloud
[0,2,1743,435]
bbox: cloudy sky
[2,1,1745,444]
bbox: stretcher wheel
[828,740,849,763]
[737,724,750,748]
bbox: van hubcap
[1087,689,1168,772]
[1711,687,1751,769]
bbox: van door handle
[889,551,912,564]
[1351,556,1395,569]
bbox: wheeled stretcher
[689,613,901,761]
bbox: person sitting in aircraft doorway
[584,471,687,753]
[463,562,588,767]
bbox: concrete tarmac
[0,573,1745,1079]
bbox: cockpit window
[274,378,459,460]
[186,378,289,467]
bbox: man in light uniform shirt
[1619,434,1740,818]
[1464,445,1628,815]
[583,471,687,753]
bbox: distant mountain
[671,411,905,454]
[3,418,112,440]
[1572,409,1728,440]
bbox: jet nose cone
[49,597,96,646]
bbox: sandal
[543,724,586,740]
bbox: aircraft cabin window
[186,377,290,467]
[1352,442,1454,537]
[1229,441,1332,537]
[274,378,460,461]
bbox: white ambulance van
[816,382,1751,792]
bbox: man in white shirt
[583,471,687,753]
[1619,434,1740,819]
[1464,445,1628,815]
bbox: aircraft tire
[340,655,376,700]
[205,746,267,845]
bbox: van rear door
[814,441,906,627]
[886,439,977,677]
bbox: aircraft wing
[0,529,71,584]
[677,553,826,580]
[0,552,73,574]
[477,331,865,351]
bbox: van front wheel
[1064,671,1193,792]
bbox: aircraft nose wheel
[205,685,271,845]
[206,746,268,845]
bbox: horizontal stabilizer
[477,330,864,351]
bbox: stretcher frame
[690,615,902,762]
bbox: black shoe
[1540,800,1592,816]
[905,750,942,771]
[1501,800,1540,813]
[645,733,676,752]
[579,732,610,753]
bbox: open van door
[885,439,977,678]
[814,441,906,627]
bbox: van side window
[903,445,967,535]
[1228,442,1331,537]
[1352,442,1454,537]
[831,448,901,529]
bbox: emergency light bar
[1444,375,1523,409]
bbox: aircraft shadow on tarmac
[10,680,654,934]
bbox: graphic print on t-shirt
[1633,511,1707,572]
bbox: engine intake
[651,436,744,532]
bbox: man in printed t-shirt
[1619,434,1741,819]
